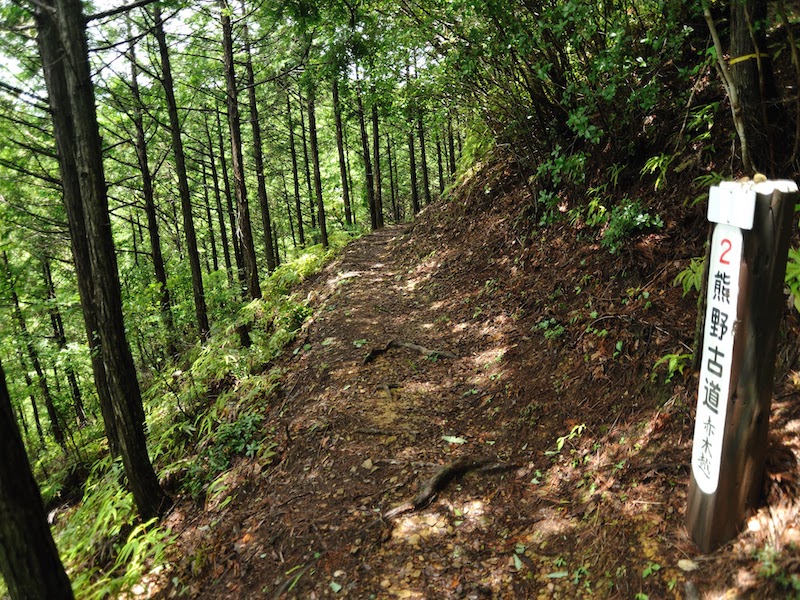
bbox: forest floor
[153,162,800,599]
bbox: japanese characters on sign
[691,223,742,494]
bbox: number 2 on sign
[719,238,732,265]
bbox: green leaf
[513,554,523,570]
[546,570,569,578]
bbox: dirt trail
[160,209,800,599]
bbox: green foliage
[674,256,705,297]
[640,153,674,191]
[641,561,661,578]
[651,352,692,383]
[535,317,565,340]
[536,146,587,189]
[185,410,274,500]
[601,199,664,254]
[546,423,586,456]
[785,247,800,314]
[586,197,610,227]
[675,247,800,311]
[756,545,800,594]
[52,458,172,599]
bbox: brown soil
[155,164,800,599]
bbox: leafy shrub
[601,198,664,254]
[53,458,172,599]
[785,247,800,314]
[185,410,274,500]
[674,256,705,297]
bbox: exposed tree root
[382,456,514,519]
[363,339,459,364]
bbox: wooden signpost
[686,179,797,553]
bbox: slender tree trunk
[16,402,30,442]
[43,258,86,426]
[272,222,281,267]
[417,113,431,206]
[435,129,445,195]
[332,79,353,227]
[220,0,261,299]
[386,132,399,222]
[204,115,233,286]
[357,86,377,230]
[281,171,297,247]
[131,218,139,266]
[35,0,170,520]
[299,94,316,230]
[153,6,210,339]
[201,160,219,272]
[3,253,65,450]
[216,108,246,291]
[242,11,276,272]
[0,360,74,600]
[344,123,356,225]
[19,359,45,446]
[307,89,328,248]
[391,130,401,219]
[447,115,457,177]
[128,36,177,354]
[287,93,305,246]
[408,126,420,215]
[371,103,385,228]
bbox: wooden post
[686,179,797,553]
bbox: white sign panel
[691,223,742,494]
[707,185,756,230]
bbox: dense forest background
[1,0,800,597]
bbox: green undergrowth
[32,231,359,599]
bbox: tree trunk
[16,402,30,443]
[204,114,234,286]
[19,358,45,446]
[357,86,377,230]
[344,124,357,225]
[281,171,297,247]
[408,126,420,215]
[435,129,445,195]
[153,5,210,339]
[128,35,176,355]
[307,89,328,248]
[299,94,316,230]
[35,0,170,520]
[0,360,74,600]
[332,79,353,227]
[220,0,261,299]
[386,131,399,222]
[286,93,306,246]
[34,2,119,458]
[43,258,87,426]
[447,115,457,177]
[242,11,276,272]
[417,112,431,206]
[3,253,65,450]
[729,0,777,173]
[201,160,219,272]
[371,103,385,228]
[216,107,246,291]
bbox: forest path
[158,210,798,598]
[166,223,550,599]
